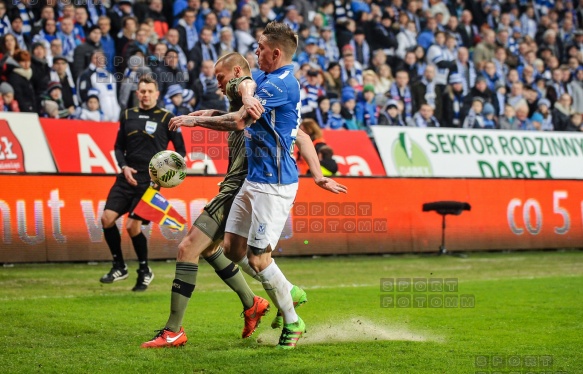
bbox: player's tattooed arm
[188,109,228,117]
[169,107,254,131]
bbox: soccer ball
[149,150,187,188]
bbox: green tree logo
[391,132,433,176]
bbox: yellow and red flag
[133,187,186,231]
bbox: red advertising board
[0,119,25,172]
[39,118,385,176]
[1,175,582,263]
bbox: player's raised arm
[238,79,264,119]
[295,129,348,194]
[168,106,254,131]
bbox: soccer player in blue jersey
[169,22,347,349]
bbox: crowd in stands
[0,0,583,133]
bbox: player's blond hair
[215,52,251,75]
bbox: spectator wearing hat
[534,98,554,131]
[297,38,327,71]
[30,42,51,101]
[10,17,30,52]
[6,50,36,113]
[482,103,498,129]
[340,87,358,130]
[463,75,499,118]
[442,73,467,127]
[108,0,135,37]
[349,28,371,69]
[378,99,406,126]
[164,84,192,116]
[77,89,104,121]
[42,81,72,118]
[0,82,19,112]
[191,59,226,111]
[49,55,78,110]
[72,25,102,79]
[356,84,379,130]
[300,69,326,119]
[412,64,443,119]
[77,50,120,121]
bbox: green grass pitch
[1,251,582,374]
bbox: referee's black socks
[103,226,125,268]
[131,232,149,270]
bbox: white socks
[236,256,262,282]
[257,259,297,324]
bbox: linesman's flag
[133,187,186,231]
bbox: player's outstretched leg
[141,261,196,348]
[203,246,270,338]
[271,285,308,329]
[235,255,303,330]
[251,254,306,349]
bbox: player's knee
[101,215,114,229]
[176,237,193,261]
[247,247,268,273]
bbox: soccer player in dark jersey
[169,23,347,349]
[99,75,186,292]
[142,52,314,348]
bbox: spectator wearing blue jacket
[297,37,327,71]
[356,84,379,130]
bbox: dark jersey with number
[216,76,252,195]
[114,106,186,183]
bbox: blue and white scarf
[390,84,413,119]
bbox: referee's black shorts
[104,173,151,223]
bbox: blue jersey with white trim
[246,65,300,184]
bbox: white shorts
[226,180,298,250]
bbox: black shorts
[104,174,151,223]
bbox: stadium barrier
[1,175,583,262]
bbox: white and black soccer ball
[149,150,187,188]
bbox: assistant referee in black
[99,75,186,292]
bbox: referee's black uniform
[105,105,186,218]
[101,105,186,291]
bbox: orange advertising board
[0,175,582,263]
